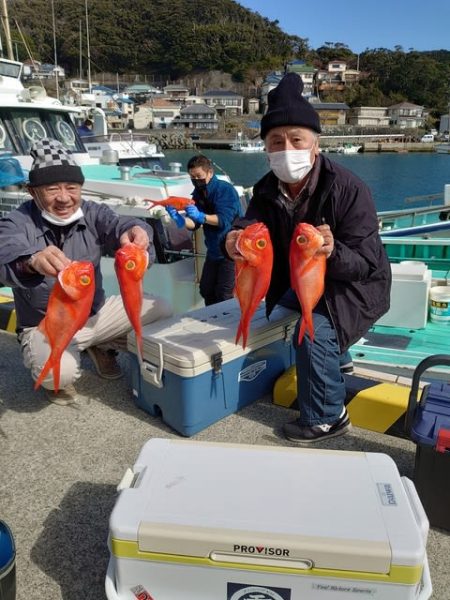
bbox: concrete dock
[0,329,448,600]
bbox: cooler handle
[140,342,164,388]
[417,555,433,600]
[401,476,429,544]
[404,354,450,435]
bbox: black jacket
[233,154,391,352]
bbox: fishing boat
[324,143,362,154]
[435,142,450,154]
[378,188,450,238]
[76,107,165,166]
[230,132,265,152]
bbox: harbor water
[164,150,450,212]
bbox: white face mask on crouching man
[268,148,314,184]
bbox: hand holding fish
[119,225,150,251]
[225,230,245,262]
[26,246,71,277]
[315,224,334,258]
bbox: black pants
[200,257,236,306]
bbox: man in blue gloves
[166,154,242,305]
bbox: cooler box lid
[110,439,428,578]
[128,298,297,376]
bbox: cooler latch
[211,352,223,374]
[436,428,450,453]
[140,342,164,388]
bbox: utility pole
[1,0,14,60]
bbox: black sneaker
[340,361,354,374]
[283,409,352,444]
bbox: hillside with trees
[7,0,450,117]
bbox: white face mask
[268,148,314,184]
[41,207,84,226]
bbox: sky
[237,0,450,53]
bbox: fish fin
[235,320,247,349]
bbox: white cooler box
[127,299,297,436]
[106,438,432,600]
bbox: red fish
[289,222,326,345]
[234,222,273,349]
[114,243,149,359]
[145,196,194,211]
[35,261,95,392]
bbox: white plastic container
[429,286,450,324]
[377,262,432,329]
[106,438,432,600]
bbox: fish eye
[125,259,136,270]
[296,234,307,244]
[79,275,91,286]
[255,238,267,249]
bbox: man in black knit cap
[225,73,391,443]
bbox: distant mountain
[8,0,450,117]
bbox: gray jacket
[0,199,154,332]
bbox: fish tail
[298,314,315,345]
[235,319,248,349]
[34,358,53,391]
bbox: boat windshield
[0,61,21,79]
[0,107,85,156]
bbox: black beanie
[260,73,321,139]
[28,138,85,187]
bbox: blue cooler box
[410,380,450,531]
[128,299,297,436]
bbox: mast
[51,0,59,100]
[1,0,14,60]
[79,19,82,79]
[85,0,92,93]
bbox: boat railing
[382,235,450,273]
[404,192,444,206]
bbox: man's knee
[142,295,172,325]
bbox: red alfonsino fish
[234,222,273,349]
[35,261,95,392]
[114,243,149,360]
[144,196,194,211]
[289,223,326,345]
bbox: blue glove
[185,204,206,225]
[166,205,185,228]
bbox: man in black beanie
[0,139,171,405]
[225,73,391,443]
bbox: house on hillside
[163,84,190,101]
[317,60,360,92]
[347,107,389,127]
[387,102,426,129]
[172,104,219,133]
[202,90,243,117]
[310,100,349,126]
[286,60,316,95]
[133,98,181,129]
